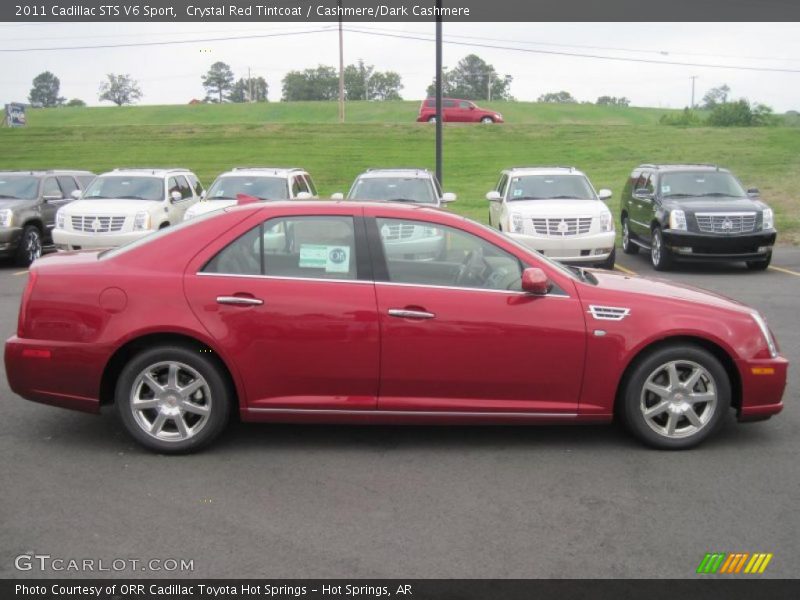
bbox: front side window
[303,175,318,197]
[376,217,523,291]
[459,101,472,109]
[176,176,193,199]
[291,176,309,196]
[56,176,78,196]
[207,176,290,201]
[42,177,63,198]
[507,175,595,201]
[204,216,358,281]
[187,174,204,196]
[349,177,438,205]
[84,176,164,201]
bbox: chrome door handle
[388,309,435,320]
[216,296,263,306]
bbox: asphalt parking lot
[0,248,797,579]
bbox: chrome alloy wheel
[640,360,717,439]
[24,228,42,263]
[129,361,212,442]
[651,230,662,266]
[622,220,630,250]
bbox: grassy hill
[4,102,800,243]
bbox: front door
[184,213,380,411]
[368,215,586,414]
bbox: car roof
[0,169,95,176]
[356,168,434,179]
[220,167,307,177]
[636,164,728,173]
[100,168,194,177]
[504,166,586,177]
[225,199,445,218]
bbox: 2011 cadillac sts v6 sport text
[4,201,787,453]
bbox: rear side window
[443,100,456,108]
[203,216,358,281]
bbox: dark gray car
[0,170,95,266]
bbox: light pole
[435,1,443,187]
[690,75,698,109]
[338,0,345,122]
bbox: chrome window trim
[196,272,371,285]
[247,407,578,418]
[375,280,571,298]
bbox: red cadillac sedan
[4,201,787,453]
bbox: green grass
[4,102,800,243]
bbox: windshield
[508,175,596,201]
[348,177,438,204]
[659,171,747,198]
[0,175,38,200]
[83,176,164,201]
[206,176,289,201]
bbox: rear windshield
[508,175,596,201]
[348,177,437,205]
[84,176,164,201]
[0,175,38,200]
[206,176,290,201]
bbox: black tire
[427,116,437,123]
[159,222,170,229]
[480,116,494,124]
[746,251,772,271]
[597,247,616,270]
[650,226,672,271]
[621,217,638,255]
[15,224,42,267]
[620,344,730,450]
[115,345,231,454]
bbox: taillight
[17,269,37,338]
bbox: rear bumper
[736,356,788,421]
[4,335,105,414]
[509,231,616,262]
[663,229,776,261]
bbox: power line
[343,27,800,74]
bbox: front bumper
[508,230,616,263]
[663,229,776,261]
[0,226,23,257]
[736,355,788,421]
[53,228,152,250]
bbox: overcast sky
[1,21,799,110]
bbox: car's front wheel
[621,217,638,255]
[16,224,42,267]
[115,345,231,453]
[621,344,730,449]
[651,226,672,271]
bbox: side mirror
[43,194,63,202]
[486,191,502,202]
[295,191,313,200]
[598,189,612,201]
[170,191,182,203]
[521,268,550,295]
[200,190,207,200]
[441,192,457,203]
[633,188,653,200]
[747,188,760,196]
[70,190,82,200]
[331,192,345,201]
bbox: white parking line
[614,264,637,276]
[769,265,800,278]
[12,270,28,276]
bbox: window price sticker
[299,244,350,273]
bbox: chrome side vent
[588,305,630,321]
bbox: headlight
[133,211,151,231]
[762,208,774,230]
[751,311,778,358]
[56,209,65,230]
[421,226,440,237]
[495,113,502,119]
[511,213,523,233]
[599,211,614,232]
[0,209,12,228]
[669,209,687,231]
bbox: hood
[0,198,32,211]
[508,198,609,216]
[663,196,766,213]
[187,199,236,216]
[60,198,163,215]
[587,269,751,315]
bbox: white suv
[184,167,318,220]
[53,168,203,250]
[332,168,456,260]
[487,166,616,269]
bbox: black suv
[620,164,776,271]
[0,170,95,266]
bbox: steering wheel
[455,248,489,287]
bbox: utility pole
[338,0,345,123]
[435,1,443,188]
[248,67,252,102]
[690,75,698,109]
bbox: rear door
[184,208,380,412]
[40,176,70,234]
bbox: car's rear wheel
[651,226,672,271]
[480,116,494,124]
[115,345,230,453]
[621,344,730,449]
[746,251,772,271]
[16,224,42,267]
[621,217,638,255]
